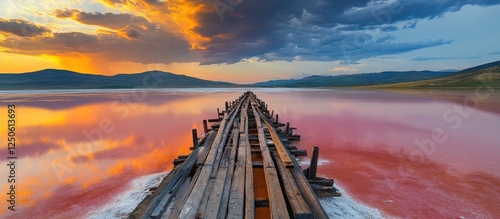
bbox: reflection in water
[0,88,499,218]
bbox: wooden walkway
[130,91,340,219]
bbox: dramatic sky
[0,0,499,83]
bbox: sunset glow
[1,1,499,83]
[1,89,499,218]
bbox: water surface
[1,88,499,218]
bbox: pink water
[1,88,499,218]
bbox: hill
[373,60,500,89]
[0,69,236,90]
[252,71,457,87]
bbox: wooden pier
[130,91,340,219]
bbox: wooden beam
[227,134,245,218]
[228,98,250,218]
[265,123,294,167]
[167,165,203,219]
[150,148,200,218]
[289,154,329,219]
[192,129,198,149]
[203,119,208,133]
[204,142,231,218]
[178,95,245,219]
[244,119,255,219]
[274,151,313,219]
[308,147,319,180]
[251,104,289,219]
[218,128,240,218]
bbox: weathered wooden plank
[208,118,222,123]
[308,179,334,187]
[161,176,191,219]
[210,120,238,179]
[196,130,218,165]
[133,92,335,219]
[178,96,245,219]
[173,158,185,165]
[219,128,241,218]
[198,120,241,218]
[308,147,319,180]
[129,166,180,218]
[262,119,294,167]
[150,148,200,218]
[228,97,249,219]
[167,165,202,219]
[251,104,289,219]
[196,176,214,218]
[205,130,238,219]
[179,123,228,217]
[227,133,246,218]
[244,115,255,219]
[289,157,329,219]
[192,129,198,149]
[203,119,209,133]
[251,96,294,168]
[197,114,229,166]
[273,151,313,219]
[290,149,307,157]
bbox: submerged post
[225,101,229,112]
[217,108,220,118]
[285,122,290,136]
[192,129,198,149]
[275,114,279,124]
[309,146,319,180]
[203,120,208,133]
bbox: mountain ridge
[370,60,500,89]
[0,69,236,90]
[1,60,499,90]
[252,70,458,87]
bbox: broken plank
[273,151,313,219]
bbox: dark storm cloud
[335,0,500,26]
[0,18,51,37]
[4,0,500,65]
[0,29,192,64]
[54,9,156,31]
[193,0,500,64]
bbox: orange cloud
[166,0,211,50]
[97,0,211,50]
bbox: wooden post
[217,108,220,117]
[285,122,290,136]
[225,101,229,112]
[203,120,208,133]
[308,147,319,180]
[271,110,274,118]
[275,114,279,124]
[192,129,198,149]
